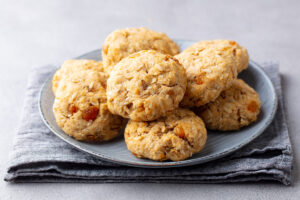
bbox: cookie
[175,40,238,107]
[102,27,180,73]
[213,40,249,73]
[107,50,187,121]
[52,60,125,142]
[124,108,207,161]
[194,79,261,131]
[52,60,106,95]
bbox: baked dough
[175,40,238,107]
[52,60,106,95]
[212,40,249,73]
[102,27,180,73]
[124,108,207,161]
[53,60,125,142]
[107,50,187,121]
[194,79,261,131]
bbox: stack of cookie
[52,27,261,162]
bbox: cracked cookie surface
[52,60,126,142]
[175,40,238,107]
[212,40,249,73]
[102,27,180,73]
[124,108,207,161]
[194,79,261,131]
[107,50,187,121]
[52,60,106,95]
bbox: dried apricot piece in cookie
[124,108,207,161]
[194,79,261,131]
[102,27,180,73]
[53,60,126,142]
[107,50,187,121]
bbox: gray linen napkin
[4,62,293,185]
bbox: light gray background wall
[0,0,299,199]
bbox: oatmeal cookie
[213,40,249,73]
[53,60,125,142]
[124,108,207,161]
[52,60,106,95]
[102,27,180,73]
[194,79,261,131]
[107,50,187,121]
[175,40,238,107]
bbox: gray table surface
[1,0,299,199]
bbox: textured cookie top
[124,108,207,161]
[52,60,106,96]
[194,79,261,131]
[102,27,180,73]
[210,40,249,73]
[175,40,238,107]
[107,50,187,121]
[52,60,125,142]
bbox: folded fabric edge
[5,171,290,185]
[4,153,292,186]
[5,148,292,176]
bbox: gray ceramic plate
[39,40,277,168]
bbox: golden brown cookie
[107,50,187,121]
[175,40,238,107]
[52,60,125,142]
[213,40,249,73]
[52,60,106,95]
[102,27,180,73]
[194,79,261,131]
[124,108,207,161]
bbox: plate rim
[38,45,278,168]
